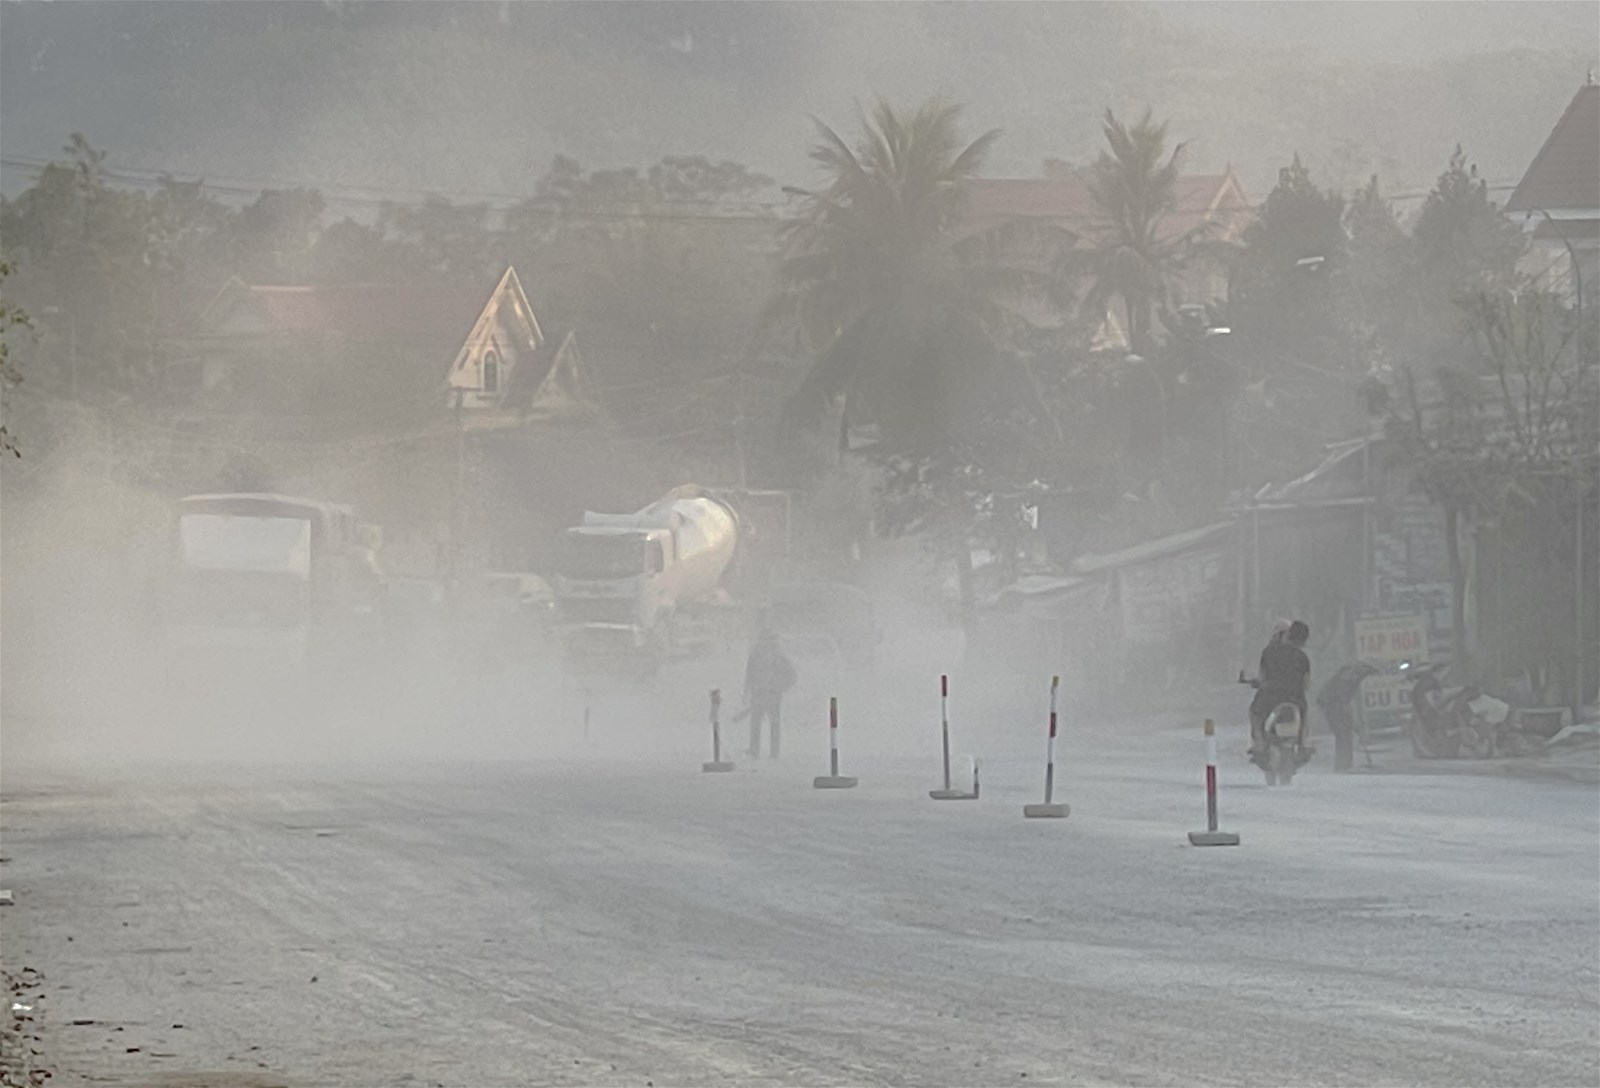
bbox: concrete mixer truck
[550,486,751,672]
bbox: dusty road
[2,704,1597,1087]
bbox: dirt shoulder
[1,963,51,1088]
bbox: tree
[1390,286,1598,693]
[1230,155,1349,355]
[217,188,327,284]
[0,258,31,457]
[1343,174,1415,395]
[378,195,500,285]
[1067,108,1186,355]
[1407,145,1526,367]
[312,217,427,283]
[646,155,773,205]
[0,135,184,406]
[506,153,779,389]
[767,97,1033,452]
[1224,155,1360,480]
[1414,147,1525,299]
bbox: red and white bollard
[931,673,978,800]
[1024,675,1070,818]
[1188,718,1240,846]
[702,688,735,773]
[813,696,858,789]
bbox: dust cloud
[0,464,980,775]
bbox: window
[482,349,500,394]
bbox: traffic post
[702,688,735,773]
[1188,719,1240,846]
[930,674,978,800]
[1023,676,1070,818]
[813,696,858,789]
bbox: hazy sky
[1,2,1595,205]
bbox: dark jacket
[1251,641,1310,717]
[1317,662,1377,711]
[745,634,797,702]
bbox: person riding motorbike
[1249,620,1311,762]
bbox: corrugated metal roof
[1506,83,1600,215]
[1069,521,1232,576]
[1252,436,1378,505]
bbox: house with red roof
[963,170,1253,349]
[195,266,596,432]
[191,267,607,577]
[192,268,601,438]
[1505,77,1599,307]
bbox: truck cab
[553,526,670,647]
[550,490,738,666]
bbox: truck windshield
[557,535,646,579]
[179,514,312,576]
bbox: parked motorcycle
[1407,664,1518,759]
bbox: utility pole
[735,366,749,491]
[450,388,465,595]
[1578,490,1587,716]
[1528,210,1590,716]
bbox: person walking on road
[744,627,797,759]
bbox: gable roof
[500,328,598,422]
[963,170,1253,246]
[444,268,601,428]
[444,266,543,392]
[1506,82,1600,217]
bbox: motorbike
[1240,672,1315,785]
[1407,664,1519,759]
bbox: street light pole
[1529,209,1585,334]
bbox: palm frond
[945,128,1004,184]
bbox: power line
[3,151,1520,226]
[0,155,792,221]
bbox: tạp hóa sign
[1354,612,1430,665]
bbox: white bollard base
[1023,803,1070,818]
[1188,830,1241,846]
[813,776,858,789]
[701,761,735,773]
[929,788,978,800]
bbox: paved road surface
[3,707,1597,1087]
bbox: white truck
[163,492,384,680]
[550,486,742,669]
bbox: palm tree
[766,98,1038,452]
[1065,109,1187,355]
